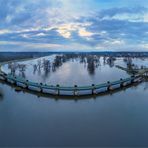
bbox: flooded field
[1,53,148,147]
[2,54,148,86]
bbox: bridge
[0,62,147,97]
[0,71,143,96]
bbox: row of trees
[32,55,117,76]
[8,54,146,77]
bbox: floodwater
[0,54,148,147]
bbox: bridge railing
[0,70,142,96]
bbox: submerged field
[2,53,148,85]
[0,53,148,147]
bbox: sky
[0,0,148,52]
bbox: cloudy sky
[0,0,148,52]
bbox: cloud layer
[0,0,148,51]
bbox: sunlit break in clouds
[0,0,148,52]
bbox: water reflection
[5,54,148,85]
[1,54,148,147]
[0,88,4,101]
[8,63,26,78]
[31,54,117,76]
[6,54,131,77]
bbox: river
[0,53,148,147]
